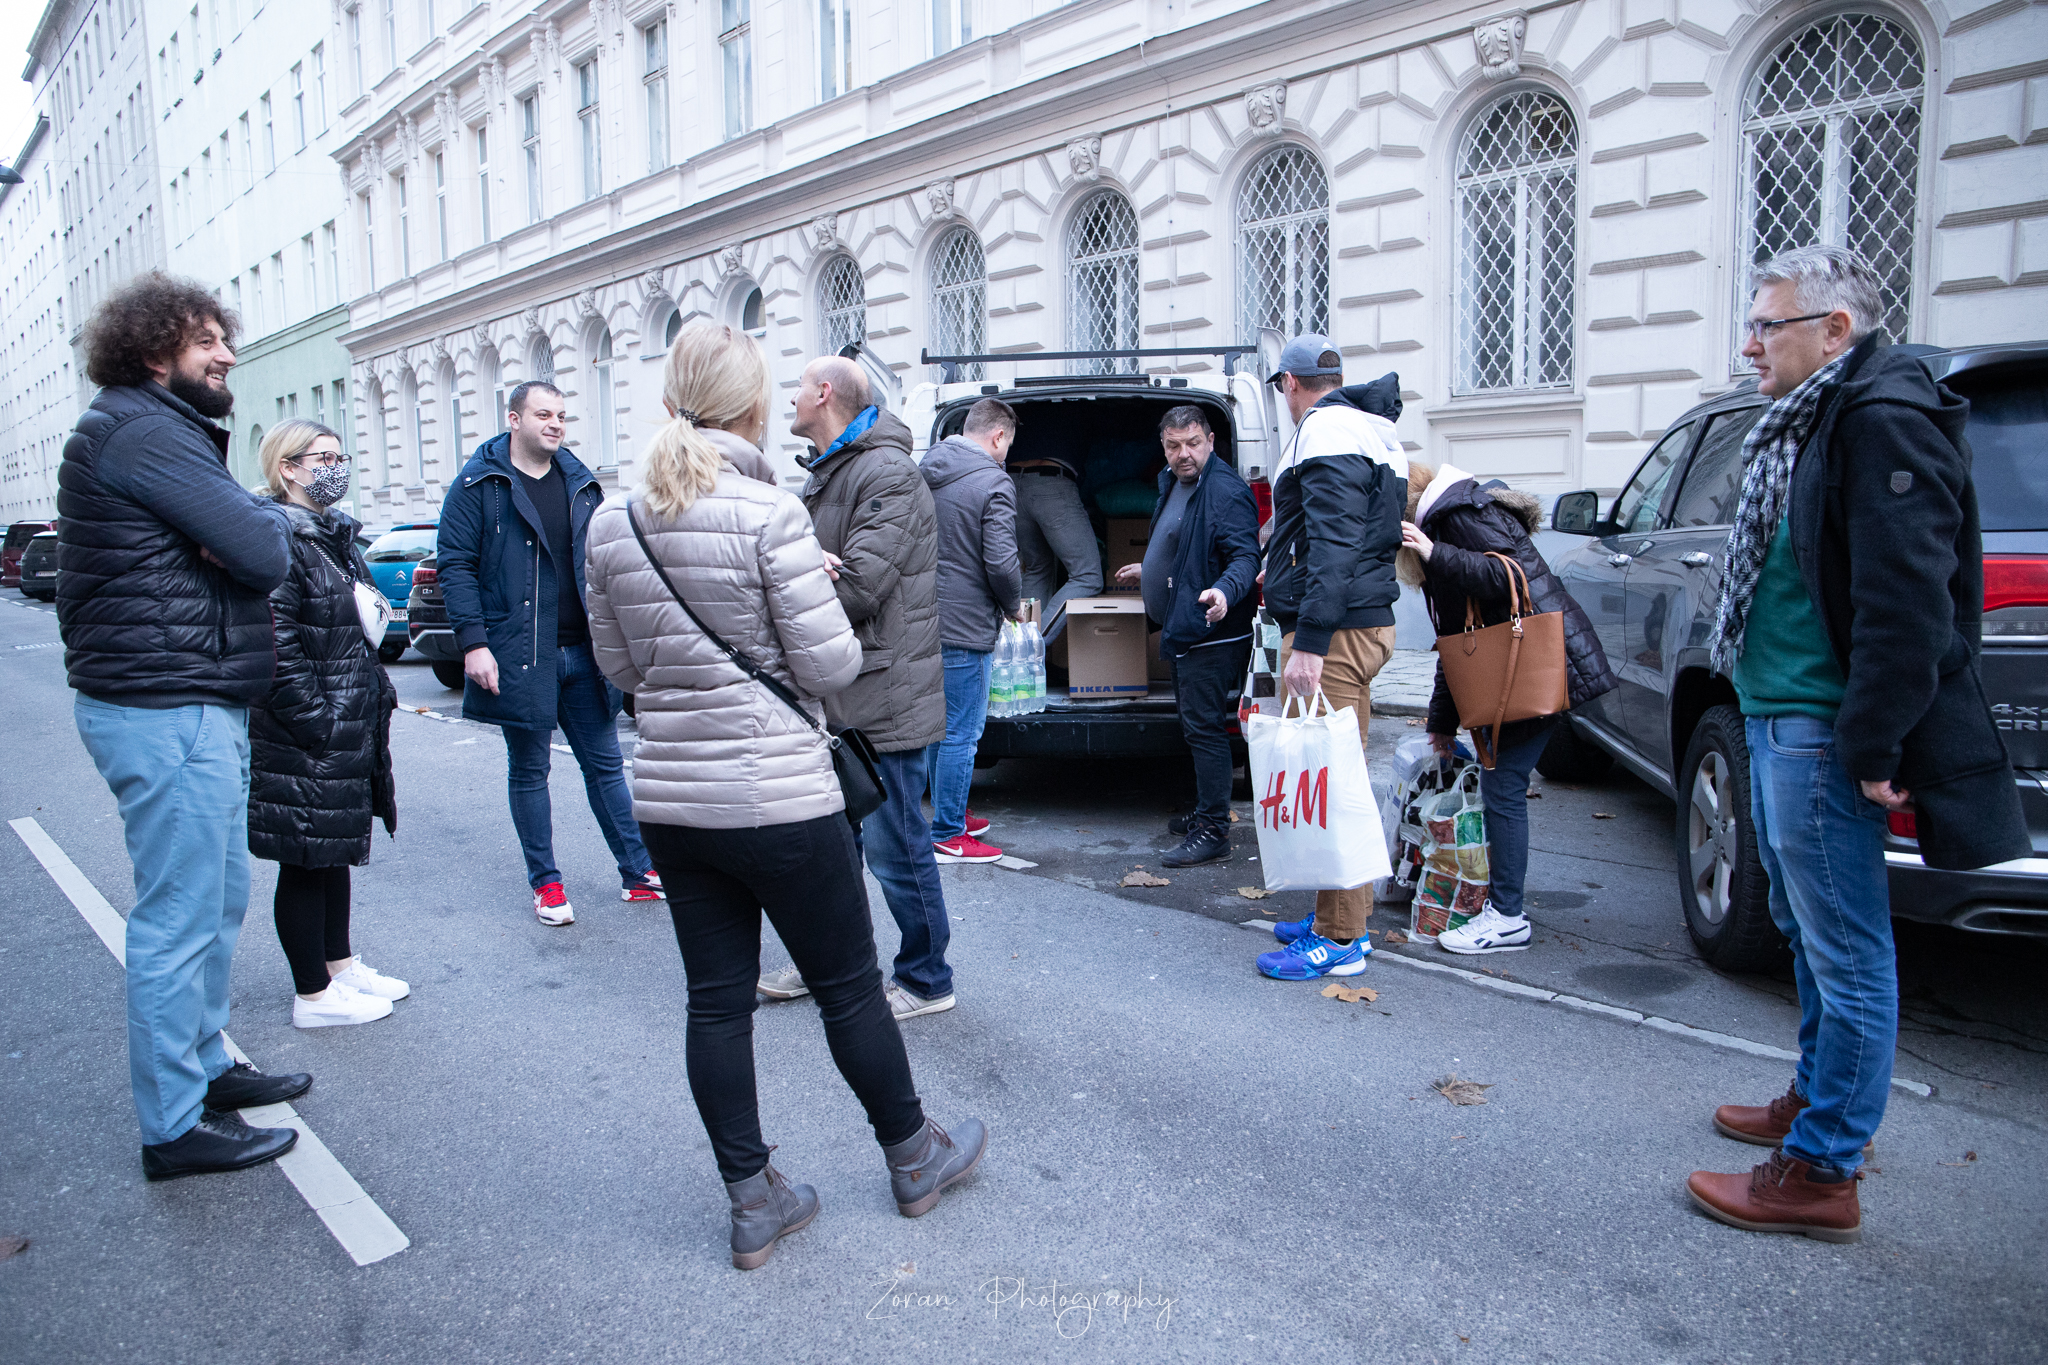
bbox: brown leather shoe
[1686,1149,1861,1243]
[1714,1080,1810,1146]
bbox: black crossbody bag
[626,500,887,823]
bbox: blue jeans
[1746,714,1896,1179]
[1477,719,1556,920]
[502,641,651,890]
[925,647,991,842]
[75,698,253,1145]
[857,746,953,999]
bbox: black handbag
[627,501,888,824]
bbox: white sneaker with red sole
[622,871,665,903]
[533,881,575,926]
[933,835,1002,863]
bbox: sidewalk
[1371,647,1437,717]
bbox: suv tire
[1676,705,1783,972]
[378,640,407,664]
[1536,717,1613,783]
[431,661,466,691]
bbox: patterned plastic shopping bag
[1244,689,1392,892]
[1410,765,1490,943]
[1237,606,1287,725]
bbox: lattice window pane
[1069,192,1140,375]
[819,254,866,356]
[1741,14,1923,349]
[1454,90,1578,394]
[1238,146,1329,343]
[931,229,986,382]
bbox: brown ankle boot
[1714,1080,1809,1146]
[1687,1149,1861,1243]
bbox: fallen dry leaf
[1592,812,1616,820]
[1966,1150,1978,1161]
[1236,886,1272,900]
[1229,810,1240,823]
[1432,1073,1493,1106]
[1120,869,1170,888]
[1320,982,1379,1003]
[0,1236,25,1260]
[1380,929,1409,945]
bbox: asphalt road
[3,591,2044,1363]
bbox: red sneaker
[963,810,991,838]
[933,835,1003,864]
[533,881,575,926]
[621,871,665,903]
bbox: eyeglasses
[1743,313,1832,341]
[289,451,348,468]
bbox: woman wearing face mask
[249,420,406,1027]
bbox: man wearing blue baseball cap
[1256,334,1408,981]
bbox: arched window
[363,375,390,486]
[590,327,618,468]
[1741,13,1922,345]
[662,307,682,348]
[1068,191,1139,375]
[436,356,459,471]
[930,229,986,381]
[1238,145,1328,342]
[740,286,765,338]
[478,346,504,435]
[528,332,555,385]
[819,254,865,355]
[1454,89,1578,394]
[398,369,421,484]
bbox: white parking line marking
[10,817,411,1266]
[1237,919,1936,1098]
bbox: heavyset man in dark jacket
[1686,246,2028,1245]
[919,398,1023,864]
[58,273,310,1182]
[1114,404,1261,868]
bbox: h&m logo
[1259,767,1329,831]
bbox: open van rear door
[837,341,901,412]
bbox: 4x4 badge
[1890,471,1913,494]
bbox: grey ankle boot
[883,1116,988,1218]
[724,1159,818,1270]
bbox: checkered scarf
[1708,353,1850,674]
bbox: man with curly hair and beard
[59,271,313,1182]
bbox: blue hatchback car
[362,523,437,662]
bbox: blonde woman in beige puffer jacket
[582,321,987,1271]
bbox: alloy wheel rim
[1687,751,1735,927]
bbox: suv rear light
[1887,810,1918,840]
[1250,478,1273,527]
[1983,555,2048,641]
[411,565,437,585]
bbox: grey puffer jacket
[584,434,861,830]
[920,435,1022,652]
[799,409,945,752]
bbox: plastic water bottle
[1023,617,1046,712]
[989,625,1015,717]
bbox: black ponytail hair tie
[676,407,702,425]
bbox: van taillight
[412,566,437,585]
[1984,556,2048,612]
[1887,810,1918,840]
[1250,479,1273,527]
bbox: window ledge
[1426,389,1582,419]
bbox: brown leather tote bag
[1432,551,1569,769]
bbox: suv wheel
[378,640,407,664]
[431,661,466,690]
[1675,705,1783,972]
[1535,717,1613,782]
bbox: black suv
[1541,342,2048,971]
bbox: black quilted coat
[1419,477,1617,752]
[248,504,398,868]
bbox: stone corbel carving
[397,115,420,164]
[478,58,504,111]
[522,304,545,338]
[576,287,603,323]
[810,214,839,251]
[530,21,562,84]
[717,242,745,277]
[429,335,450,367]
[639,266,670,303]
[340,160,357,197]
[925,179,955,218]
[1474,12,1529,82]
[433,88,457,140]
[1067,136,1103,182]
[1245,83,1287,138]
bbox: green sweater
[1733,517,1846,720]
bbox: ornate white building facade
[330,0,2048,522]
[0,118,71,522]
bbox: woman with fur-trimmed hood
[1398,463,1616,956]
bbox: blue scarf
[820,405,879,462]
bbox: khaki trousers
[1278,625,1396,941]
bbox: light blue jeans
[925,646,992,842]
[1746,713,1897,1179]
[75,697,253,1146]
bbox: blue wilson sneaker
[1257,931,1370,980]
[1273,912,1317,945]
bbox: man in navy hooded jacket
[436,380,657,927]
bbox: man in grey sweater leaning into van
[920,399,1024,864]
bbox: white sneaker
[329,956,410,1001]
[757,965,810,1000]
[1437,906,1533,955]
[886,981,957,1019]
[292,981,394,1029]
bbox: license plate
[33,570,54,578]
[388,607,408,622]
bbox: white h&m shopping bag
[1245,689,1393,891]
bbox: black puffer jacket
[248,504,398,868]
[1419,476,1617,751]
[57,382,291,707]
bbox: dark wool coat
[249,504,398,868]
[1149,454,1262,658]
[1785,333,2027,871]
[56,382,292,707]
[799,408,945,752]
[1420,477,1618,752]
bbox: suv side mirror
[1551,490,1601,535]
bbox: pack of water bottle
[988,606,1047,717]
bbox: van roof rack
[919,346,1259,383]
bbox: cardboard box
[1064,597,1151,697]
[1102,518,1151,594]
